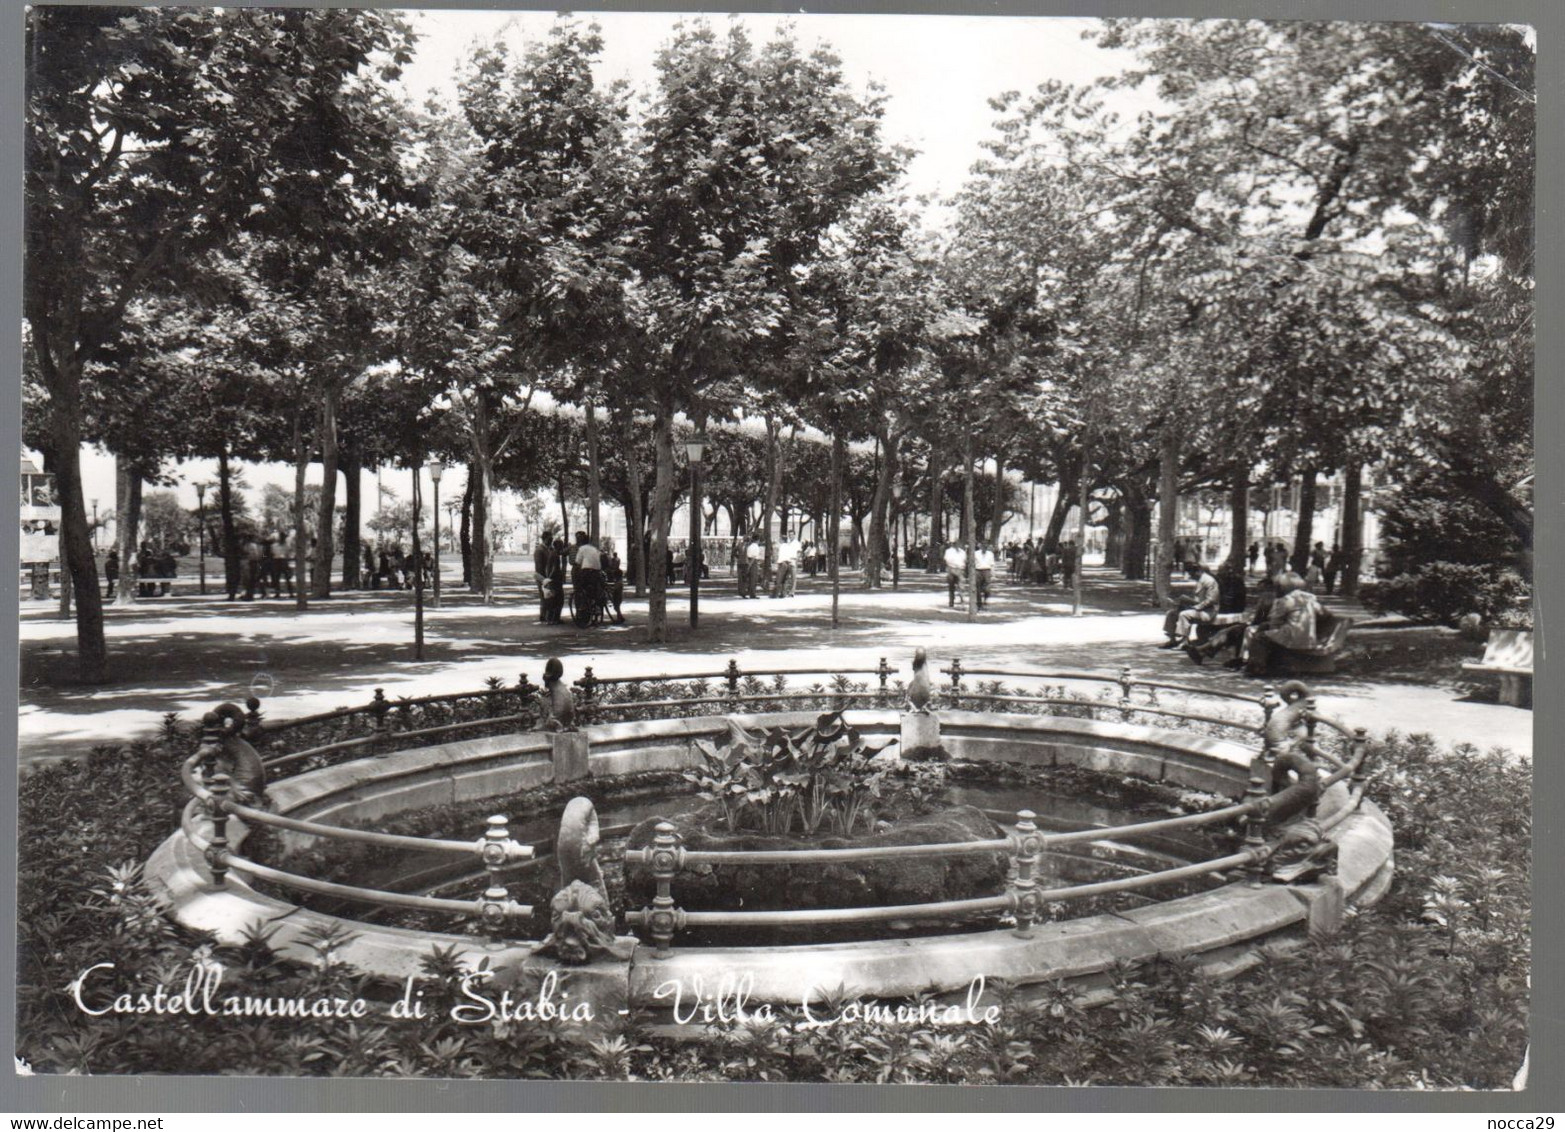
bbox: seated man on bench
[1160,561,1220,650]
[1187,590,1275,667]
[1241,572,1323,675]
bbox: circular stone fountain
[148,705,1394,1015]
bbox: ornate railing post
[1260,683,1281,733]
[1009,810,1045,939]
[877,656,892,706]
[516,672,538,720]
[645,821,686,959]
[1350,727,1370,790]
[476,814,522,942]
[370,688,391,755]
[575,666,599,723]
[243,696,265,742]
[948,656,964,691]
[195,709,225,778]
[725,659,742,704]
[1242,754,1271,886]
[1118,667,1135,721]
[205,772,232,888]
[1304,696,1319,747]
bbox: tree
[25,7,414,680]
[621,21,894,640]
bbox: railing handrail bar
[1042,800,1256,846]
[628,848,1261,929]
[583,666,891,688]
[262,735,379,769]
[944,692,1260,733]
[222,798,518,858]
[186,825,532,918]
[625,838,1013,867]
[940,667,1264,707]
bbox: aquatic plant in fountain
[683,711,898,836]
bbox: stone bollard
[552,731,591,783]
[900,710,941,761]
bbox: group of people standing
[101,543,179,600]
[1247,540,1346,595]
[534,530,625,626]
[942,541,1002,609]
[1003,538,1079,589]
[734,532,804,599]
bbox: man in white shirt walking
[943,541,966,608]
[974,542,995,609]
[772,532,799,598]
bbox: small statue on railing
[197,703,266,804]
[1263,680,1312,759]
[534,657,577,733]
[907,647,932,714]
[1268,817,1339,884]
[537,797,615,965]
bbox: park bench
[1266,609,1354,675]
[1462,628,1533,708]
[1194,608,1354,674]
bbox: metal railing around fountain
[177,658,1369,948]
[623,735,1373,957]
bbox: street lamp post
[685,433,708,628]
[195,483,207,596]
[891,481,903,591]
[428,460,444,609]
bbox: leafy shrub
[1365,562,1532,627]
[683,712,895,835]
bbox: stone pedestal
[551,732,590,782]
[900,712,942,760]
[510,936,637,1030]
[1287,875,1346,937]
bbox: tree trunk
[114,458,141,609]
[585,402,601,542]
[292,408,309,612]
[987,454,1007,550]
[926,445,942,572]
[341,441,361,589]
[1154,431,1178,605]
[964,433,978,622]
[1103,496,1125,569]
[410,465,424,659]
[1291,469,1317,574]
[1227,462,1250,574]
[830,431,845,628]
[1073,442,1088,616]
[646,406,676,642]
[1123,486,1152,582]
[558,474,570,545]
[1043,471,1075,554]
[218,448,239,599]
[467,398,495,602]
[459,472,473,586]
[863,426,898,589]
[54,397,107,681]
[619,409,646,596]
[31,237,107,679]
[311,384,339,599]
[760,415,781,593]
[1341,462,1364,598]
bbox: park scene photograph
[15,7,1534,1089]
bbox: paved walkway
[18,565,1531,765]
